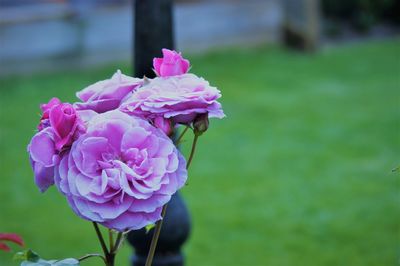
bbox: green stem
[112,232,124,254]
[108,229,114,252]
[144,129,200,266]
[78,253,106,263]
[144,204,168,266]
[175,125,190,145]
[93,222,109,257]
[186,133,199,169]
[105,253,115,266]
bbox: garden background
[0,1,399,266]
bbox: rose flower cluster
[27,49,224,232]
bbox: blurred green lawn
[0,39,399,266]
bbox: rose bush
[26,49,224,265]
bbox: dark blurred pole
[133,0,174,78]
[128,1,191,266]
[127,193,191,266]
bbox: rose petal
[29,128,56,167]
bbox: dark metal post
[127,193,191,266]
[133,0,174,78]
[128,1,191,265]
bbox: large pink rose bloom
[55,110,187,231]
[153,49,190,77]
[120,73,225,124]
[75,70,142,113]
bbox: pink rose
[49,103,81,151]
[153,117,173,136]
[40,97,61,117]
[153,49,190,77]
[120,73,225,124]
[38,97,61,131]
[55,110,187,231]
[28,99,83,192]
[75,70,142,113]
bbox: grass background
[0,39,399,266]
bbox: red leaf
[0,233,24,247]
[0,242,11,252]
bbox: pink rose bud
[40,97,61,115]
[38,98,62,131]
[193,113,209,136]
[153,48,190,77]
[154,116,173,136]
[49,103,80,151]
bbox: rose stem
[186,133,199,169]
[175,125,190,145]
[145,132,200,265]
[92,222,111,265]
[144,204,168,266]
[108,229,114,252]
[111,232,124,254]
[78,253,106,263]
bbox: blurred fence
[0,0,282,75]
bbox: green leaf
[20,258,79,266]
[53,258,80,265]
[14,249,40,262]
[13,252,26,261]
[15,250,79,266]
[145,223,155,233]
[21,259,50,266]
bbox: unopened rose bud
[153,48,190,77]
[193,113,209,136]
[154,117,173,136]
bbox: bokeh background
[0,0,399,265]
